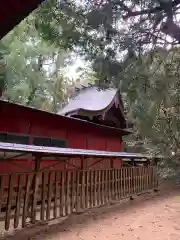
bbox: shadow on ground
[2,186,180,240]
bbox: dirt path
[3,189,180,240]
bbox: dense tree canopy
[35,0,180,86]
[0,14,93,111]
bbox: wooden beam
[110,157,114,169]
[31,154,41,223]
[81,156,84,169]
[34,157,40,172]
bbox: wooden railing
[0,166,158,231]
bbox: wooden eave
[0,0,45,39]
[0,99,131,136]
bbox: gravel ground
[2,188,180,240]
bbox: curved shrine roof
[58,85,127,130]
[58,85,124,118]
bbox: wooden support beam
[151,158,158,166]
[35,157,40,172]
[2,152,27,161]
[110,157,113,169]
[31,154,41,223]
[81,156,84,169]
[130,158,134,166]
[87,158,104,169]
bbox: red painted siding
[0,102,31,134]
[0,101,123,173]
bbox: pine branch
[116,0,180,42]
[121,0,180,18]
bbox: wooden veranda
[0,142,159,231]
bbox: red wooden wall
[0,101,123,173]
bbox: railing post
[153,158,159,192]
[130,158,134,200]
[31,155,41,223]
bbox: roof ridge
[71,83,116,100]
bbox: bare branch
[161,19,180,42]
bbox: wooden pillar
[110,158,114,169]
[27,118,33,144]
[35,156,41,172]
[153,157,159,192]
[81,156,85,169]
[30,154,41,223]
[130,158,134,166]
[154,158,158,166]
[130,158,134,200]
[144,158,150,167]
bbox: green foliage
[122,47,180,171]
[35,0,130,86]
[0,14,74,111]
[35,0,180,87]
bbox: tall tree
[121,46,180,172]
[0,14,72,111]
[34,0,180,87]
